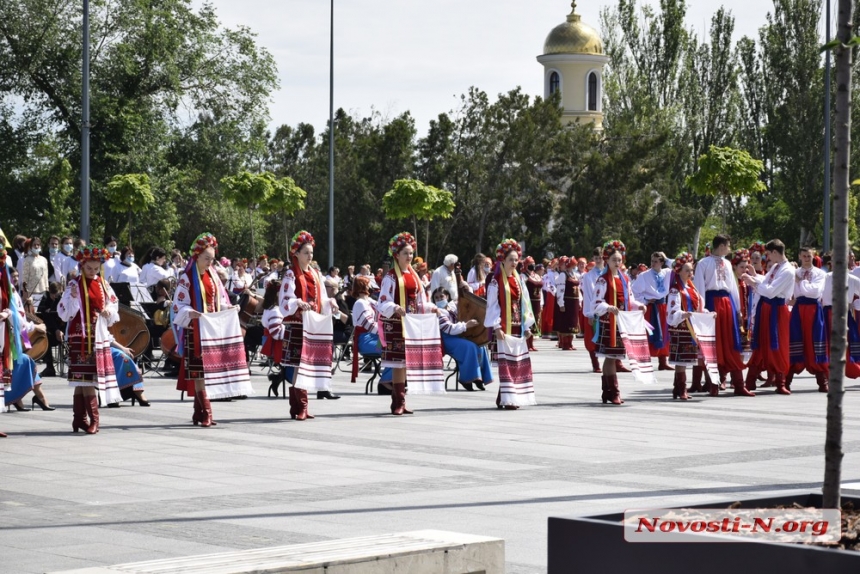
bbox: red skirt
[541,292,555,333]
[280,320,303,367]
[596,314,625,359]
[748,300,790,374]
[261,328,284,360]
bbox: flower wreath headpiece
[495,238,521,262]
[290,230,315,256]
[189,233,218,258]
[749,241,766,254]
[731,248,750,266]
[602,239,626,260]
[672,251,694,274]
[388,232,416,257]
[75,244,110,263]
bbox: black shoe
[317,391,340,400]
[475,382,486,391]
[32,396,56,411]
[458,380,475,392]
[108,403,120,408]
[267,380,280,397]
[39,367,57,378]
[131,393,150,407]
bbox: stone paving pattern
[2,339,859,573]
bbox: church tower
[537,2,609,129]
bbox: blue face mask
[107,246,116,254]
[126,256,135,264]
[49,247,59,255]
[435,300,448,309]
[62,244,73,253]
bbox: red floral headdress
[75,244,109,263]
[290,230,315,256]
[749,241,766,254]
[388,232,417,257]
[495,238,521,262]
[189,233,218,258]
[731,248,750,266]
[602,239,626,260]
[257,254,268,263]
[558,256,570,268]
[524,256,535,266]
[269,258,280,265]
[672,251,694,274]
[704,242,712,257]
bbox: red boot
[734,371,755,397]
[84,394,99,434]
[605,375,623,405]
[590,351,601,373]
[72,393,89,433]
[745,369,758,391]
[527,334,537,352]
[785,372,794,391]
[191,393,202,425]
[288,386,300,419]
[600,375,611,403]
[673,371,690,400]
[198,389,217,426]
[296,388,314,420]
[816,373,829,393]
[689,366,705,393]
[775,373,791,395]
[392,383,412,415]
[616,360,631,373]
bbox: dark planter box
[548,492,860,574]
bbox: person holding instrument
[433,287,493,391]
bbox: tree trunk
[823,0,854,510]
[128,212,133,249]
[412,216,418,252]
[692,225,701,258]
[283,215,289,265]
[249,207,256,261]
[425,219,430,261]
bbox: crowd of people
[0,226,854,438]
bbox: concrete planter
[548,493,860,574]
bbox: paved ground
[2,339,859,574]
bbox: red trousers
[748,300,790,375]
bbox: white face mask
[435,300,448,309]
[49,247,59,255]
[107,246,116,254]
[31,248,41,255]
[483,266,491,273]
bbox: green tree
[383,178,455,259]
[221,171,277,259]
[260,175,307,257]
[686,146,766,231]
[106,173,154,248]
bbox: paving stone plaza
[2,339,859,573]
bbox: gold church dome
[543,2,604,55]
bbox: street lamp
[81,0,91,241]
[328,0,335,268]
[824,0,832,253]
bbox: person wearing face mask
[433,287,492,392]
[523,257,544,345]
[59,236,77,280]
[102,235,121,282]
[21,236,49,302]
[114,247,141,284]
[11,235,27,282]
[47,236,66,284]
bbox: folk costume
[540,261,556,336]
[822,272,860,382]
[592,240,645,405]
[633,264,672,370]
[173,233,250,427]
[438,303,494,390]
[350,294,392,385]
[553,257,580,351]
[692,250,749,396]
[665,253,703,400]
[580,261,605,372]
[57,245,121,434]
[484,239,536,409]
[744,258,795,395]
[378,232,435,415]
[788,264,828,391]
[524,257,543,342]
[279,231,337,420]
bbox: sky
[197,0,832,136]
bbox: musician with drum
[1,241,55,429]
[432,287,493,392]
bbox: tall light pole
[81,0,91,241]
[327,0,335,268]
[823,0,832,253]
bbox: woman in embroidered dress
[666,252,707,401]
[592,240,646,405]
[377,232,439,415]
[350,276,393,392]
[279,231,340,420]
[57,245,123,434]
[1,242,55,435]
[553,256,581,351]
[466,253,491,297]
[524,257,543,349]
[432,287,493,392]
[172,233,235,427]
[484,239,536,410]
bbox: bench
[49,529,505,574]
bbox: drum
[238,292,263,328]
[457,291,489,346]
[160,329,181,362]
[25,313,49,361]
[110,304,151,357]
